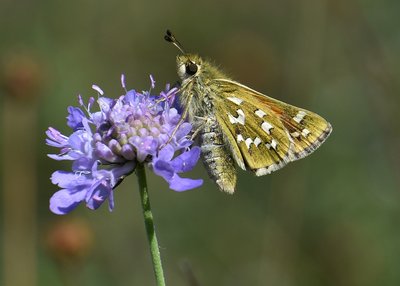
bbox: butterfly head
[176,54,202,81]
[164,30,203,81]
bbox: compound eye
[185,62,198,76]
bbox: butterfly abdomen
[200,117,237,194]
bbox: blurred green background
[1,0,400,285]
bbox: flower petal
[47,153,75,161]
[168,174,203,192]
[86,180,112,210]
[51,171,91,189]
[175,122,192,140]
[171,147,201,173]
[95,142,123,163]
[50,188,87,215]
[67,106,85,130]
[46,127,69,148]
[157,144,175,161]
[72,157,95,171]
[153,160,174,180]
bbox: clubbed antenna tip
[164,30,185,54]
[164,29,173,42]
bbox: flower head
[47,76,202,215]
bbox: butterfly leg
[159,92,193,149]
[190,116,209,140]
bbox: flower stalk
[136,163,166,286]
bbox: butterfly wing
[212,79,332,175]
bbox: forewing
[212,79,332,175]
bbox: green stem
[136,163,166,286]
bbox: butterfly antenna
[165,30,185,54]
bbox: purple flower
[47,75,203,215]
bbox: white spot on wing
[245,138,253,149]
[291,131,300,138]
[255,167,270,176]
[271,139,278,150]
[255,109,266,118]
[254,137,262,147]
[227,97,243,105]
[237,134,244,143]
[236,109,245,125]
[261,121,273,135]
[228,109,245,125]
[238,136,262,149]
[293,110,307,123]
[301,128,311,137]
[265,139,278,150]
[254,142,293,176]
[228,114,237,124]
[255,158,287,176]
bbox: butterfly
[165,30,332,193]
